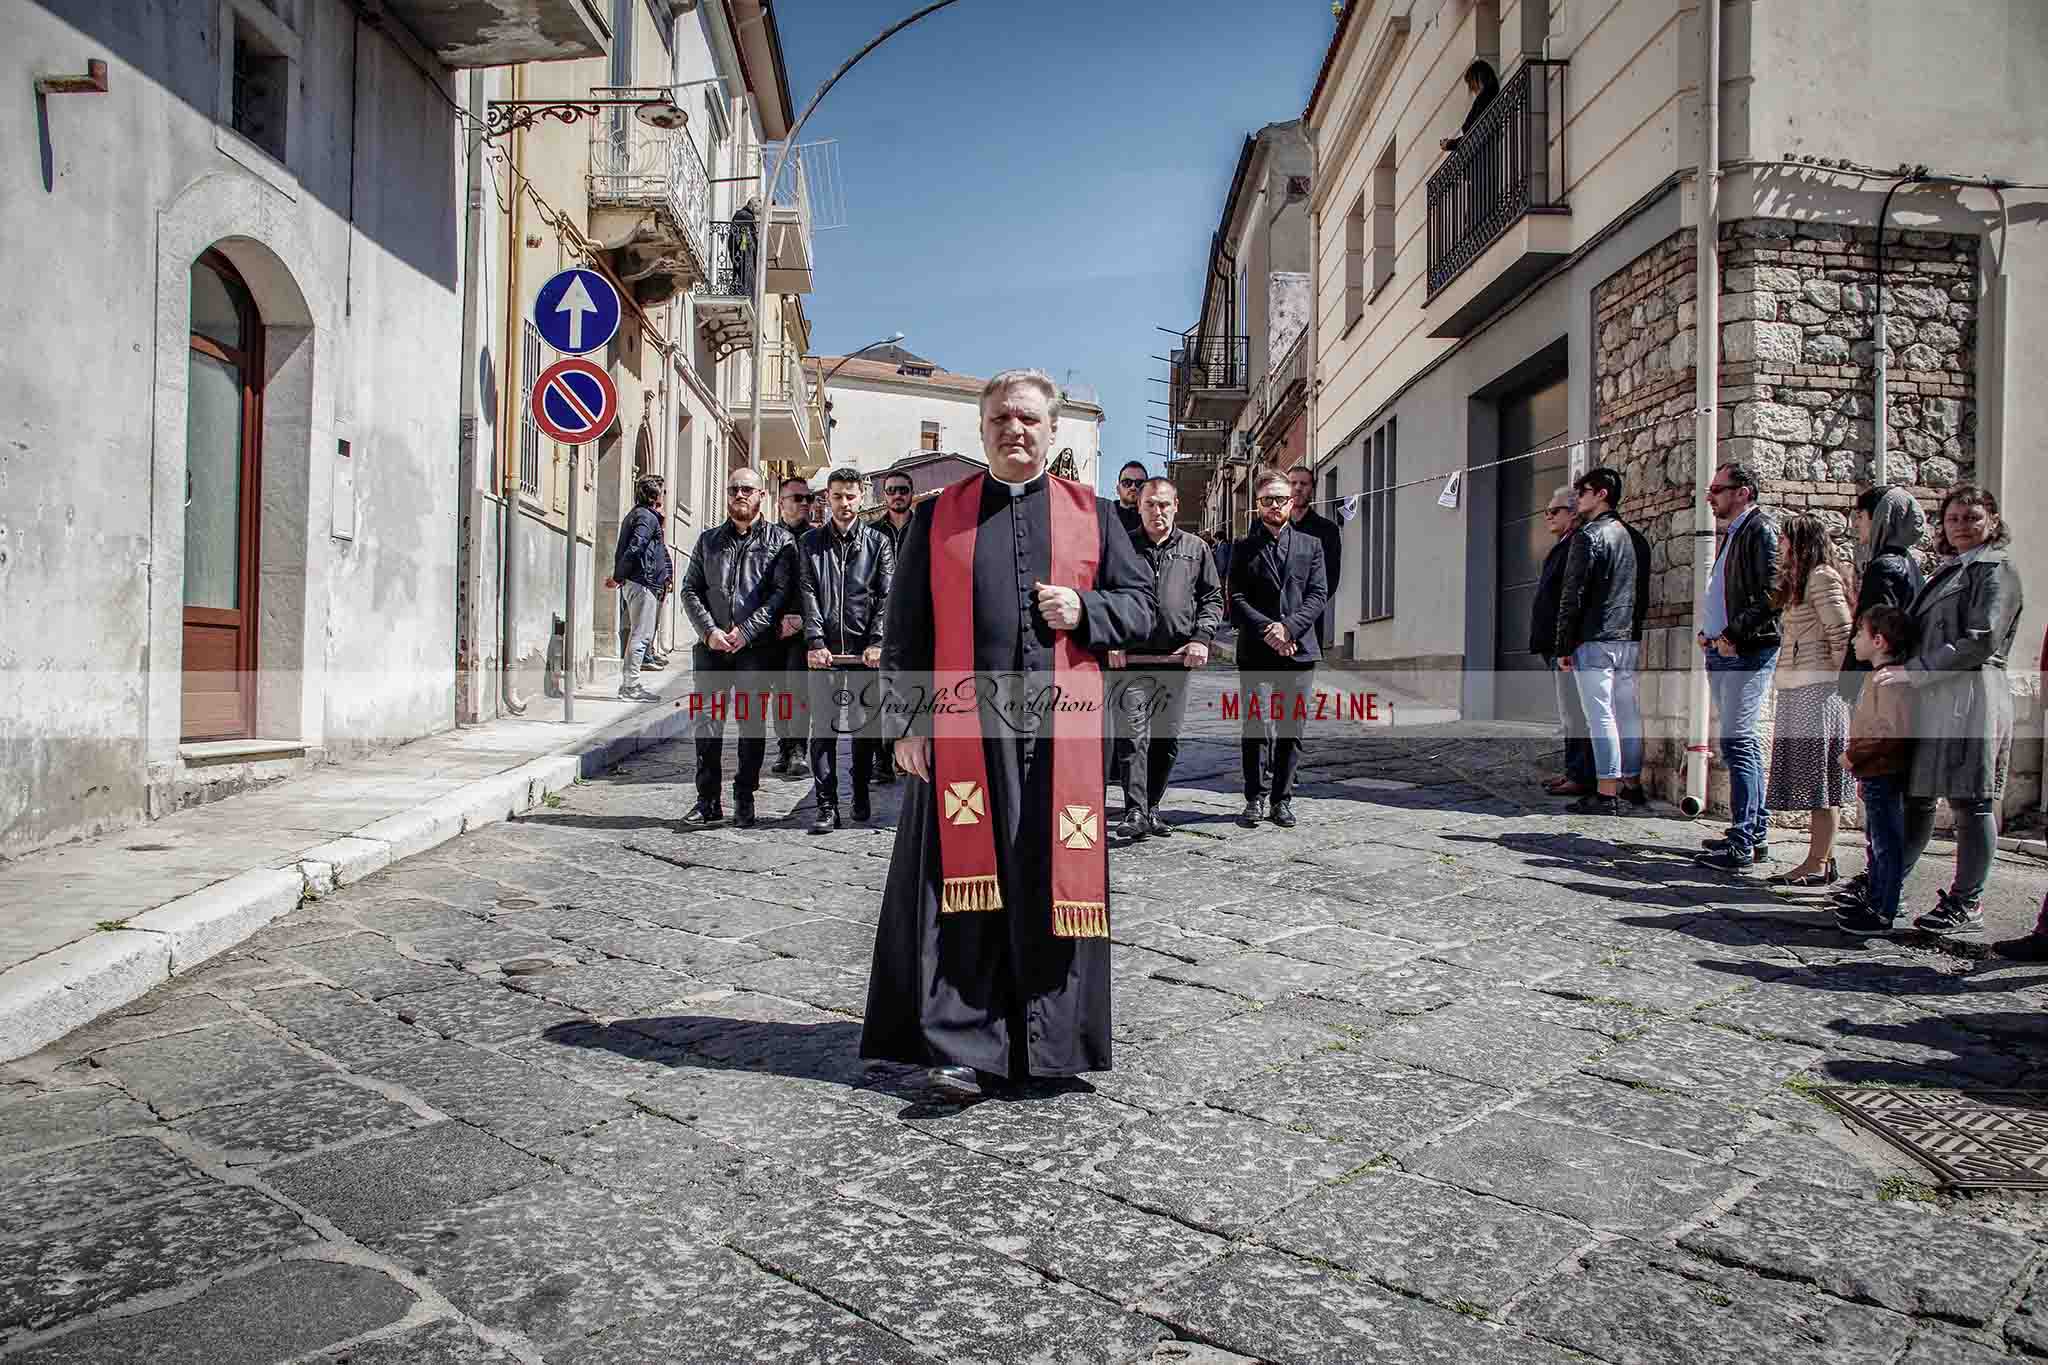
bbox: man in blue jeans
[1693,462,1783,872]
[1554,467,1643,816]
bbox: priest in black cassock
[862,369,1156,1100]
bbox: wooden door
[181,251,263,740]
[1492,375,1570,722]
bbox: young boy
[1837,605,1917,934]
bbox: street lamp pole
[817,332,907,460]
[747,0,964,477]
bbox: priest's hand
[1033,581,1082,631]
[806,647,832,669]
[894,735,931,782]
[1177,641,1210,669]
[1107,649,1127,670]
[861,646,882,668]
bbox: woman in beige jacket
[1763,514,1855,886]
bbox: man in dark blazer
[1230,469,1328,829]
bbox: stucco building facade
[1302,0,2045,815]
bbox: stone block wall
[1587,218,1984,806]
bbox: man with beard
[1108,478,1223,841]
[1232,469,1328,829]
[870,472,918,785]
[799,467,895,832]
[1114,461,1149,540]
[862,369,1155,1099]
[677,467,797,829]
[770,476,814,776]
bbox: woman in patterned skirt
[1763,513,1855,887]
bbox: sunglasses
[1118,477,1145,488]
[1257,494,1291,507]
[727,484,762,497]
[1707,484,1736,495]
[1543,506,1569,515]
[786,492,814,503]
[884,486,912,496]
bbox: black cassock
[861,474,1155,1079]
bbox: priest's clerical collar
[994,468,1047,495]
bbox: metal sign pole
[563,446,579,723]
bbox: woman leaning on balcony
[1439,59,1500,154]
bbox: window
[919,420,940,453]
[1371,142,1396,299]
[1343,191,1366,331]
[519,322,541,496]
[1360,418,1397,622]
[229,13,289,161]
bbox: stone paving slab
[1510,1245,1918,1365]
[1359,996,1608,1091]
[1139,1248,1581,1365]
[1207,1051,1506,1152]
[0,1182,315,1333]
[1512,1071,1752,1158]
[245,984,437,1068]
[4,1258,417,1365]
[1411,1110,1750,1239]
[0,1083,156,1159]
[368,1041,632,1145]
[0,1136,204,1238]
[1583,1020,1825,1108]
[735,1196,1171,1364]
[91,1019,337,1118]
[264,1119,555,1242]
[1080,1107,1372,1236]
[302,1317,523,1363]
[168,1073,425,1165]
[1679,1178,2036,1324]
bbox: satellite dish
[634,100,688,131]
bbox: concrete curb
[0,693,700,1063]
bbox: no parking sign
[531,356,618,443]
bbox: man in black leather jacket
[1108,479,1224,840]
[1555,466,1644,816]
[603,475,671,703]
[1530,489,1596,797]
[771,477,815,775]
[1694,461,1783,871]
[678,467,797,828]
[798,468,895,832]
[1231,470,1329,829]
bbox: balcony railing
[1174,330,1250,425]
[588,118,710,272]
[703,219,758,299]
[1425,58,1568,299]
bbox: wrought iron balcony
[695,219,758,361]
[1174,331,1250,425]
[1425,58,1569,318]
[588,118,710,300]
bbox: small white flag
[1336,495,1360,524]
[1437,471,1462,509]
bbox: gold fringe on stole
[1051,901,1109,939]
[940,876,1004,914]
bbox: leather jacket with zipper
[798,519,894,655]
[1554,511,1639,657]
[679,519,796,650]
[1719,507,1783,652]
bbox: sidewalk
[0,672,703,1062]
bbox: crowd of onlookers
[1531,461,2040,956]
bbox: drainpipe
[457,69,485,723]
[1680,0,1720,816]
[498,67,529,716]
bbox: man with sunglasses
[1115,461,1149,540]
[1230,469,1328,828]
[870,474,918,784]
[770,476,815,775]
[677,468,798,828]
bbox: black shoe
[1993,932,2048,963]
[1619,783,1649,807]
[1693,848,1755,873]
[1566,794,1624,817]
[771,753,795,776]
[851,790,871,824]
[1271,799,1298,828]
[809,806,839,835]
[1238,798,1266,829]
[618,684,661,703]
[734,798,757,830]
[1913,893,1983,936]
[926,1065,982,1099]
[1835,903,1898,936]
[1147,810,1173,837]
[1115,812,1149,843]
[1702,834,1770,856]
[683,799,723,827]
[1829,872,1871,905]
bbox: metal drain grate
[1820,1088,2048,1190]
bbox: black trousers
[1111,669,1193,815]
[692,644,773,803]
[772,636,808,754]
[1240,667,1315,802]
[808,666,881,807]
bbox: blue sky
[778,0,1339,492]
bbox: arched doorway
[182,250,264,740]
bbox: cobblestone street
[5,675,2048,1364]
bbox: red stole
[929,473,1108,939]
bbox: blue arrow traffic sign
[531,357,618,443]
[533,267,620,356]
